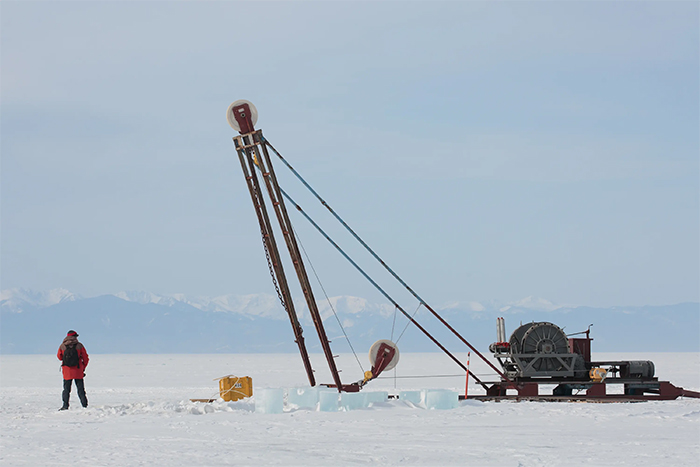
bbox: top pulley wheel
[226,100,259,132]
[369,339,400,372]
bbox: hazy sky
[1,1,698,308]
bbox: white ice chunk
[287,387,319,410]
[255,388,284,414]
[340,392,367,411]
[398,390,422,406]
[365,391,388,406]
[318,390,339,412]
[425,389,459,410]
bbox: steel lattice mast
[227,99,503,392]
[228,100,358,392]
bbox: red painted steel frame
[474,380,700,402]
[232,103,255,134]
[234,135,316,386]
[370,343,396,378]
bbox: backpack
[62,344,80,367]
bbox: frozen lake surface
[2,352,699,466]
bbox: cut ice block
[340,392,367,411]
[365,391,388,406]
[255,388,284,414]
[425,389,459,410]
[318,390,339,412]
[398,390,422,406]
[287,387,318,410]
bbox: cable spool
[506,321,586,377]
[509,322,569,355]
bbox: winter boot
[75,379,88,407]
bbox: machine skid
[484,318,700,402]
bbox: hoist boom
[228,100,359,392]
[227,99,506,393]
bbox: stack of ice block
[253,387,460,413]
[365,391,388,406]
[424,389,459,410]
[318,390,339,412]
[340,392,367,411]
[254,388,284,414]
[287,387,319,410]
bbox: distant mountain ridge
[1,288,698,354]
[1,288,566,318]
[0,288,82,313]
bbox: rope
[245,155,490,387]
[376,374,472,380]
[209,375,251,401]
[274,184,486,386]
[209,387,250,401]
[263,137,509,383]
[277,186,408,326]
[293,226,365,374]
[395,302,422,344]
[390,306,397,341]
[375,373,496,380]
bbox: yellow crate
[217,375,253,402]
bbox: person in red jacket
[57,330,89,410]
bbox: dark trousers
[62,379,88,408]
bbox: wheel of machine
[509,322,572,374]
[508,323,533,354]
[369,339,400,372]
[226,100,259,132]
[520,322,569,355]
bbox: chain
[261,229,287,312]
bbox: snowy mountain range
[1,288,698,354]
[1,288,563,317]
[0,288,82,312]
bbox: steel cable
[274,184,488,387]
[263,137,508,382]
[293,226,365,375]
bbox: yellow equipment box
[217,375,253,402]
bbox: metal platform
[463,378,700,402]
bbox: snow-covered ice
[1,352,699,466]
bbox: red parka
[57,334,89,380]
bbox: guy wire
[292,226,365,374]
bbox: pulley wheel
[369,339,400,372]
[226,99,258,131]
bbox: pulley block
[368,339,400,380]
[226,99,259,134]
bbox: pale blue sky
[1,1,698,307]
